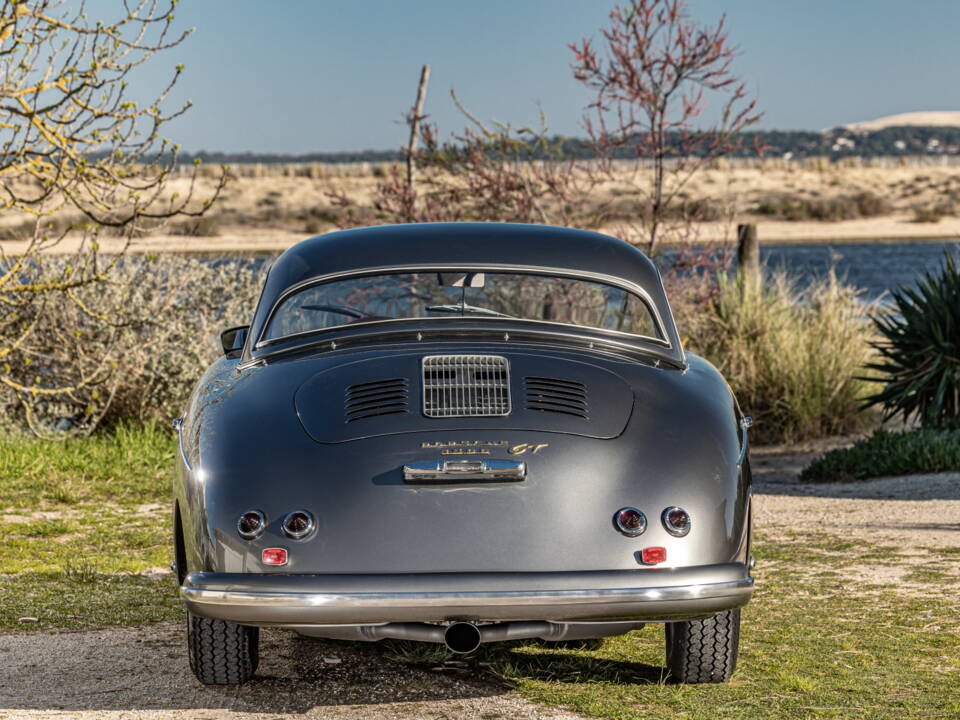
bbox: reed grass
[681,270,876,442]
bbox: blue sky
[123,0,960,153]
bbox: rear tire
[187,611,259,685]
[664,608,740,683]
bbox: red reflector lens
[641,547,666,564]
[261,547,288,566]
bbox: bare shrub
[754,191,890,221]
[328,95,603,230]
[0,256,263,434]
[0,1,227,435]
[168,217,222,237]
[910,202,955,224]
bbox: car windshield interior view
[263,271,661,342]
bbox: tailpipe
[444,621,482,654]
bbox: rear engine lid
[294,352,634,443]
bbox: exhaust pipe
[294,620,645,647]
[444,622,482,654]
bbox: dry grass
[679,271,878,443]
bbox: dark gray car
[173,222,754,685]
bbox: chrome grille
[422,355,511,418]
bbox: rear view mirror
[220,326,249,357]
[437,272,485,288]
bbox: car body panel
[174,223,752,635]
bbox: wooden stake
[736,223,761,293]
[406,64,431,193]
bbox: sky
[113,0,960,153]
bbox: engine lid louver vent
[344,378,410,422]
[422,355,511,418]
[524,376,589,419]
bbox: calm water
[212,240,959,304]
[749,241,959,302]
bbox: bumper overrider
[181,562,753,626]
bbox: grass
[0,573,180,631]
[801,427,960,482]
[1,426,958,719]
[0,423,178,631]
[681,271,877,443]
[382,532,960,719]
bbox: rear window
[263,271,660,343]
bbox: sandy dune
[842,111,960,132]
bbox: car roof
[247,223,682,363]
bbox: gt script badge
[419,440,549,456]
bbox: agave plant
[863,249,960,428]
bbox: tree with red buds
[571,0,762,252]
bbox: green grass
[801,427,960,482]
[387,534,960,719]
[1,426,958,719]
[0,422,174,575]
[0,423,178,631]
[0,573,180,631]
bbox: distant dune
[842,111,960,132]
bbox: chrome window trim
[242,323,683,372]
[254,264,674,352]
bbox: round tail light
[237,510,266,540]
[614,507,647,536]
[662,506,691,537]
[281,510,315,539]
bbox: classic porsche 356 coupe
[173,223,754,685]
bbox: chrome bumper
[181,564,754,626]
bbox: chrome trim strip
[181,577,754,609]
[250,323,682,371]
[403,459,527,483]
[737,416,753,471]
[254,263,674,354]
[173,417,193,471]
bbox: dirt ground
[2,442,958,719]
[0,623,585,719]
[751,443,960,549]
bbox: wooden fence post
[736,223,760,293]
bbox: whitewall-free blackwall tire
[187,611,259,685]
[664,608,740,683]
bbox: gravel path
[2,440,957,719]
[0,623,583,719]
[751,444,960,547]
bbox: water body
[208,240,959,304]
[748,241,960,302]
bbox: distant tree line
[171,126,960,165]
